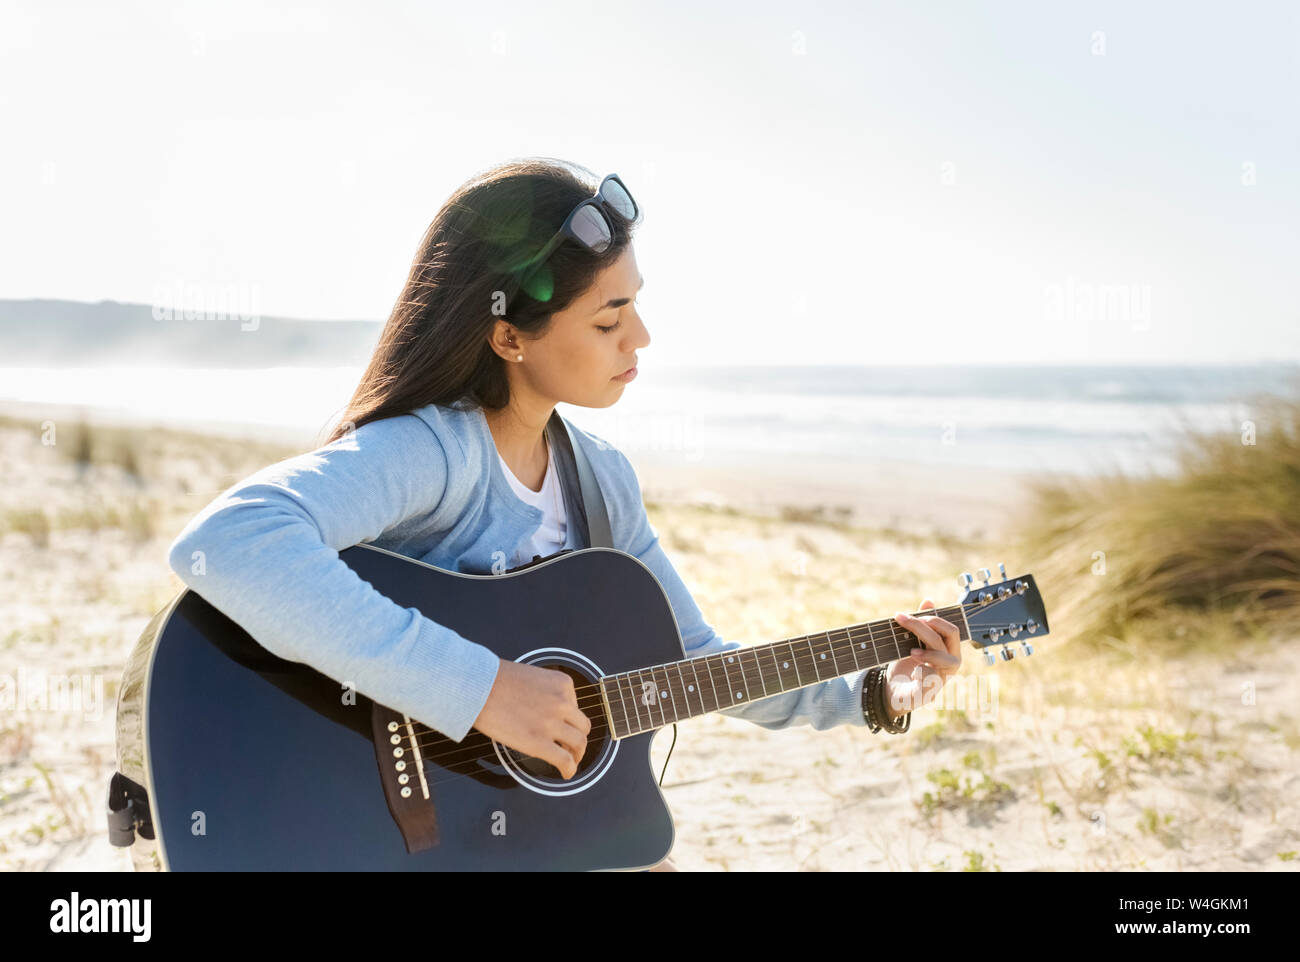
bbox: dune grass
[1009,389,1300,660]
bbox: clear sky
[2,0,1296,365]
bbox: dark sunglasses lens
[602,180,637,221]
[571,204,612,252]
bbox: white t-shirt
[497,433,568,568]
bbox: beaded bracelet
[863,664,911,734]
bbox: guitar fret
[690,661,709,715]
[624,673,642,735]
[752,648,770,697]
[684,660,706,715]
[888,620,905,658]
[722,654,739,704]
[645,668,669,727]
[708,654,733,709]
[820,635,835,677]
[607,677,631,738]
[807,637,826,681]
[737,649,764,700]
[633,671,654,733]
[629,670,650,730]
[696,657,722,713]
[683,663,700,717]
[629,670,650,733]
[845,628,864,671]
[826,630,842,675]
[674,662,698,718]
[654,664,681,723]
[785,639,804,687]
[756,644,782,695]
[674,662,695,718]
[861,623,883,665]
[613,673,636,735]
[717,652,737,704]
[729,651,751,703]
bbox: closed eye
[597,295,637,333]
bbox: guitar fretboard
[599,603,970,738]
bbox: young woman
[167,158,962,871]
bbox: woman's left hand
[885,598,962,718]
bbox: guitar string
[511,601,962,703]
[402,619,924,759]
[404,630,913,758]
[401,596,1016,761]
[403,599,979,755]
[562,603,966,696]
[397,594,1028,767]
[377,593,1031,792]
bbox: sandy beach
[1,403,1296,872]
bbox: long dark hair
[325,157,638,443]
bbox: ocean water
[1,363,1295,477]
[579,364,1300,476]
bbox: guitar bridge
[370,702,439,853]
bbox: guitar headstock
[957,563,1050,666]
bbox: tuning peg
[1000,647,1015,661]
[997,562,1007,581]
[1026,618,1038,633]
[977,568,992,586]
[1015,580,1027,595]
[959,572,974,591]
[1019,641,1034,657]
[983,649,996,666]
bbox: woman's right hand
[472,659,593,779]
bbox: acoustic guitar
[110,544,1049,870]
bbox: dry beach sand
[0,402,1296,872]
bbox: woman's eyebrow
[593,275,645,313]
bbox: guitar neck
[599,603,972,738]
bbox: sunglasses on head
[507,173,640,300]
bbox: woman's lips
[613,365,638,382]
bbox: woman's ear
[486,320,517,361]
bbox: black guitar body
[116,545,681,871]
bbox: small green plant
[1085,747,1112,774]
[1123,725,1202,771]
[917,754,1015,824]
[913,710,977,749]
[915,721,946,748]
[962,849,1001,872]
[1137,807,1179,847]
[20,813,65,844]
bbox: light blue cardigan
[167,399,872,742]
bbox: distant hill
[0,298,383,367]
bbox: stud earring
[516,354,523,361]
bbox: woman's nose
[626,307,651,350]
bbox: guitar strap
[544,409,613,550]
[546,415,679,794]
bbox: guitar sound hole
[500,663,605,781]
